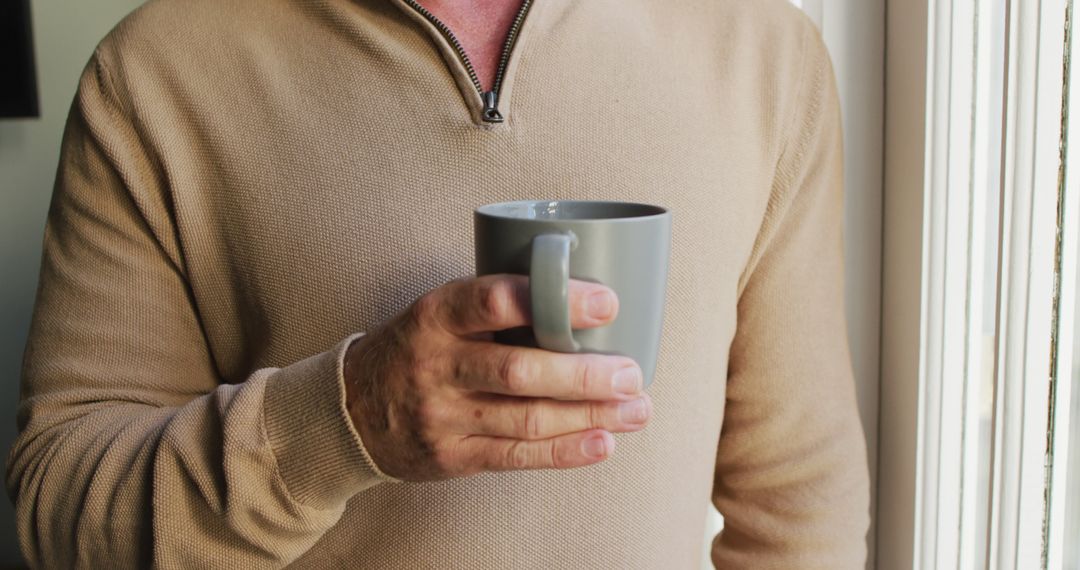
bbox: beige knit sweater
[6,0,871,567]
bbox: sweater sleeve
[5,52,398,569]
[709,24,871,569]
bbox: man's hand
[343,274,651,481]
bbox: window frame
[879,0,1075,568]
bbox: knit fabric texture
[6,0,871,567]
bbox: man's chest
[152,17,774,374]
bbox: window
[881,0,1080,568]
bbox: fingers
[453,393,652,440]
[426,274,619,336]
[450,342,644,401]
[455,429,616,472]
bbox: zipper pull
[481,91,504,123]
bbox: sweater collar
[381,0,561,127]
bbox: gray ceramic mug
[474,200,672,387]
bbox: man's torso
[93,0,814,565]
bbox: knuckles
[374,277,630,481]
[586,401,601,430]
[429,441,458,473]
[476,279,515,325]
[506,441,531,470]
[498,351,537,393]
[574,357,598,398]
[412,397,445,436]
[409,292,443,333]
[431,437,481,477]
[547,441,566,469]
[406,351,442,384]
[522,399,543,440]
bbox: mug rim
[475,200,670,223]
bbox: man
[6,0,871,567]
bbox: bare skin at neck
[416,0,526,92]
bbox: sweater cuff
[263,333,401,510]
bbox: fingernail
[618,398,650,424]
[581,434,610,459]
[612,366,642,396]
[587,290,615,319]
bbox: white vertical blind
[882,0,1076,568]
[916,0,1003,566]
[989,0,1069,566]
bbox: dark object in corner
[1,0,40,119]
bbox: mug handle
[530,233,581,353]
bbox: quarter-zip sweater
[7,0,871,568]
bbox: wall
[0,0,144,565]
[816,1,886,566]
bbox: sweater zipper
[400,0,533,123]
